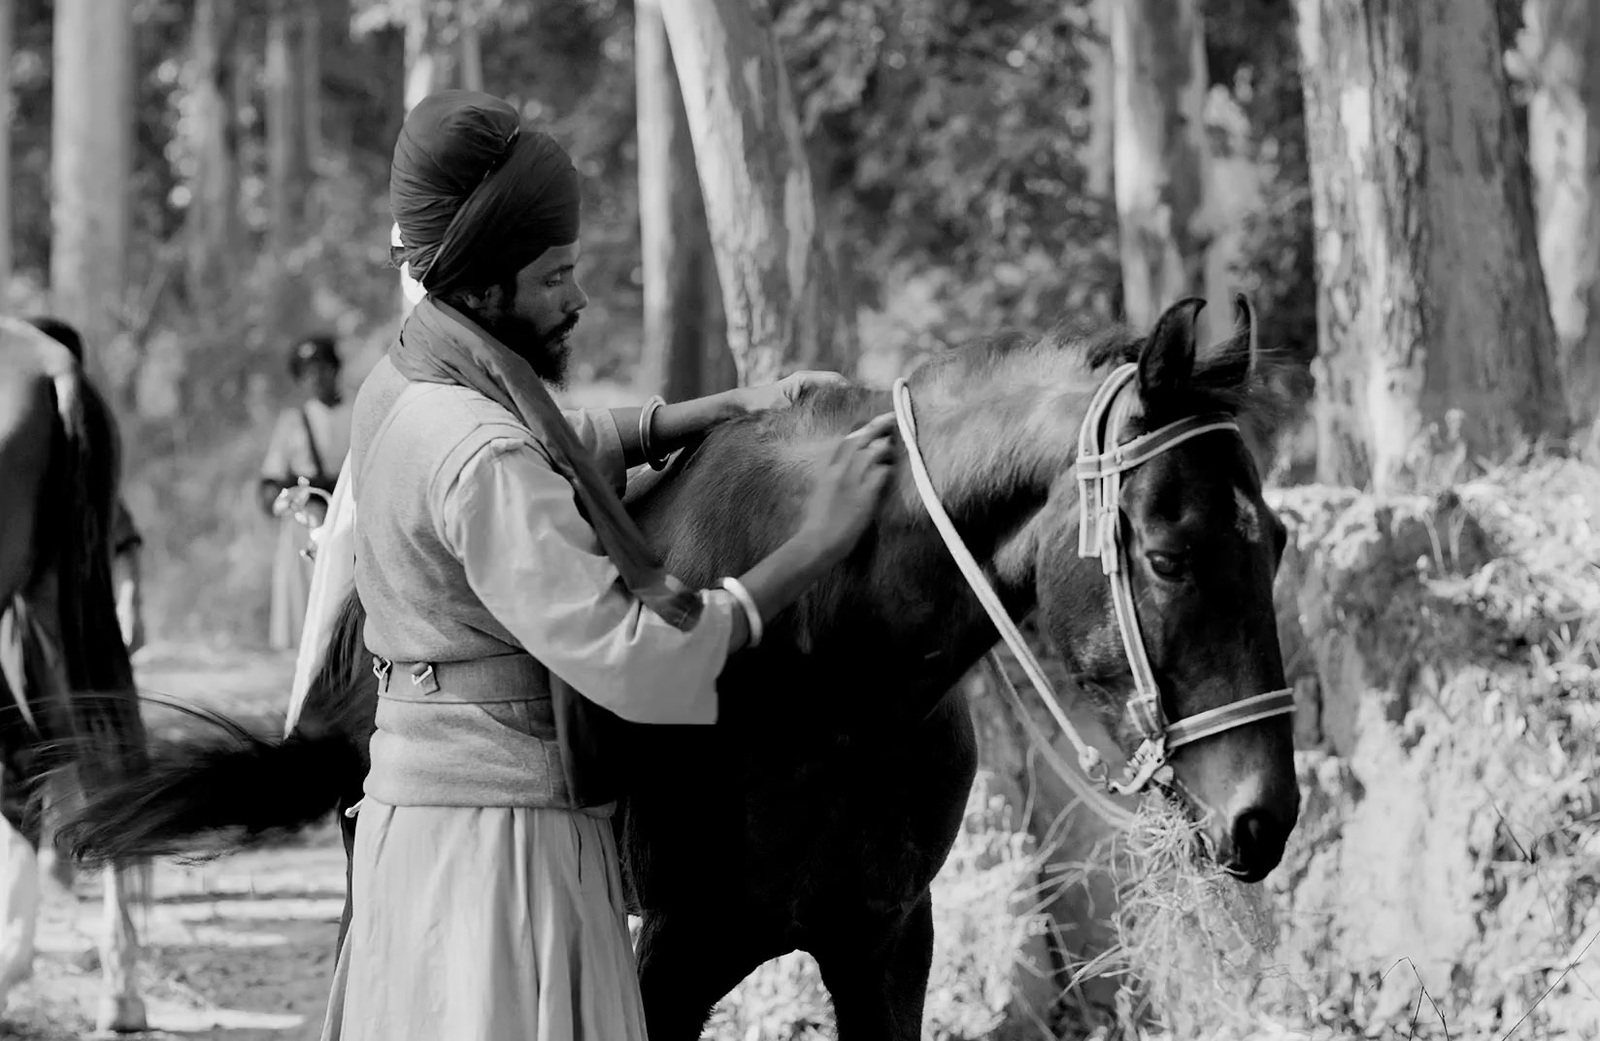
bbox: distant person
[258,335,352,652]
[23,317,145,655]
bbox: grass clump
[1064,796,1296,1040]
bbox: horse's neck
[905,375,1092,597]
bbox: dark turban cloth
[389,89,581,297]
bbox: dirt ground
[1,643,344,1040]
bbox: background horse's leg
[812,895,935,1041]
[94,863,146,1033]
[635,909,781,1041]
[0,815,40,1010]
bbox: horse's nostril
[1231,808,1286,868]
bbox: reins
[891,363,1295,824]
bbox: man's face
[471,242,588,387]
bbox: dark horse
[63,297,1300,1039]
[0,317,150,1032]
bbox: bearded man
[319,90,897,1041]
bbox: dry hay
[1062,796,1313,1041]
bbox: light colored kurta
[261,398,352,651]
[319,359,735,1041]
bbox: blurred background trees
[0,0,1586,642]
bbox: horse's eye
[1146,551,1187,579]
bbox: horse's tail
[53,374,148,792]
[60,589,375,867]
[0,373,150,881]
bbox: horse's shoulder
[0,351,58,445]
[0,318,76,382]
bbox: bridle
[890,363,1295,813]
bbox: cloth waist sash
[365,651,609,814]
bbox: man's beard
[482,312,578,388]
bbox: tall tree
[459,13,483,93]
[266,0,317,256]
[404,3,454,111]
[1297,0,1568,490]
[50,0,134,382]
[1519,0,1600,427]
[185,0,240,301]
[636,0,733,402]
[658,0,855,386]
[1109,0,1219,333]
[0,0,11,298]
[1084,0,1116,202]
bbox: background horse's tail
[0,372,150,881]
[60,590,374,867]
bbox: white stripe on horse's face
[1234,487,1264,544]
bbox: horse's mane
[630,308,1300,610]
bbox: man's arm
[110,499,145,654]
[608,371,850,468]
[608,390,745,470]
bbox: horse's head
[1037,295,1298,883]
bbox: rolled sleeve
[561,408,627,496]
[443,439,732,725]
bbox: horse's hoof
[95,993,147,1034]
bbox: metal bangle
[639,395,668,471]
[721,576,764,649]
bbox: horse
[60,295,1301,1040]
[0,316,150,1032]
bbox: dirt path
[1,643,343,1040]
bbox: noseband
[891,363,1295,804]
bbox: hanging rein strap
[891,363,1295,805]
[891,381,1129,826]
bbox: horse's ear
[1205,293,1258,388]
[1138,297,1204,404]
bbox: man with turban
[319,90,898,1041]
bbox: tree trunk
[1297,0,1568,490]
[636,0,734,402]
[404,6,454,112]
[1109,0,1219,335]
[0,0,12,298]
[459,17,483,93]
[301,0,322,180]
[50,0,133,382]
[185,0,239,302]
[1085,0,1116,202]
[266,0,314,255]
[658,0,854,387]
[1520,0,1600,427]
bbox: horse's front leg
[0,815,40,1010]
[636,908,783,1041]
[812,893,935,1041]
[94,861,146,1033]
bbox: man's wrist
[714,387,751,424]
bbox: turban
[389,90,581,297]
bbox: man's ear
[448,284,502,318]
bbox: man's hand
[739,371,850,415]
